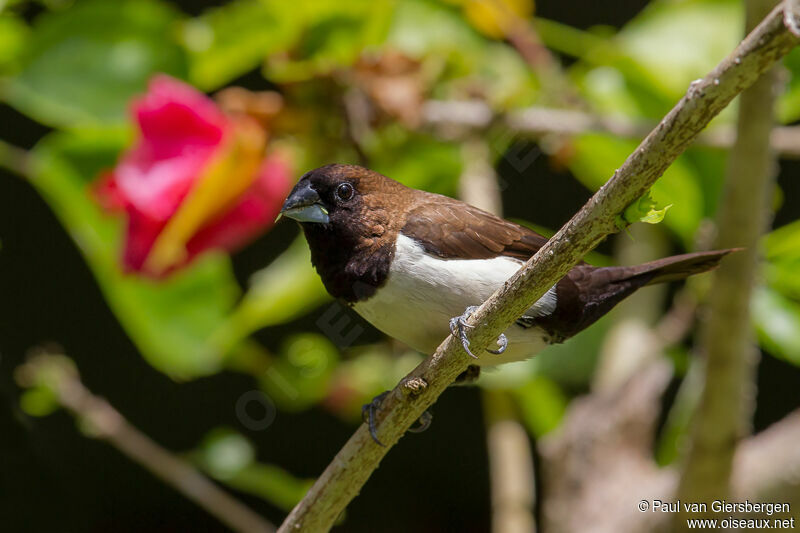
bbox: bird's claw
[362,391,390,446]
[486,332,508,354]
[361,391,433,446]
[449,306,479,358]
[408,410,433,433]
[449,306,508,358]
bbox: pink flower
[94,75,291,277]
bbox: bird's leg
[449,306,508,358]
[361,390,433,446]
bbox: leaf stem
[0,138,31,177]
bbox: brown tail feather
[531,248,740,342]
[620,248,741,285]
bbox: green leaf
[19,386,59,417]
[752,286,800,366]
[563,1,741,122]
[535,17,607,61]
[194,429,256,479]
[260,334,339,411]
[765,219,800,261]
[617,190,672,229]
[180,0,301,90]
[368,128,462,196]
[4,0,187,127]
[30,129,242,378]
[0,14,28,73]
[763,221,800,300]
[209,236,331,356]
[263,0,394,82]
[387,0,481,59]
[615,0,742,102]
[778,47,800,122]
[639,203,671,224]
[511,376,567,437]
[388,0,539,109]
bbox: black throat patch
[301,224,395,302]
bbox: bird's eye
[335,182,354,202]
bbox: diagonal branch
[279,3,800,532]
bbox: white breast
[352,234,555,366]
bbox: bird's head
[279,164,413,300]
[279,164,408,234]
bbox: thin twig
[279,4,799,532]
[342,87,371,166]
[458,138,504,215]
[15,353,275,533]
[676,0,782,524]
[423,101,800,158]
[0,138,32,177]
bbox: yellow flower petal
[144,118,266,274]
[461,0,534,39]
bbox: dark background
[3,1,800,531]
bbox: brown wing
[401,197,548,261]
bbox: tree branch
[676,0,782,523]
[733,408,800,509]
[423,102,800,159]
[279,4,799,531]
[539,360,675,533]
[15,353,275,533]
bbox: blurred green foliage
[3,0,800,510]
[192,428,313,511]
[5,0,187,126]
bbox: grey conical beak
[279,180,330,224]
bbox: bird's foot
[361,391,433,446]
[449,306,508,358]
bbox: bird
[279,163,735,442]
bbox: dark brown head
[279,164,412,301]
[280,164,408,234]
